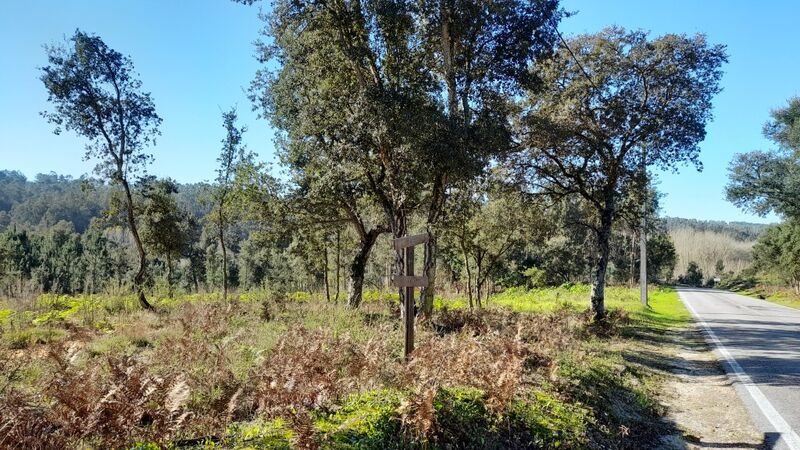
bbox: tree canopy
[518,27,727,318]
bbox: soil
[650,325,765,450]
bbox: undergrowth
[0,287,685,449]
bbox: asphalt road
[678,287,800,450]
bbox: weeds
[0,287,686,448]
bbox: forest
[2,0,799,448]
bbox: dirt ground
[652,326,766,450]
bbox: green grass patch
[439,284,692,329]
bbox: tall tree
[40,30,161,310]
[253,0,436,307]
[727,97,800,219]
[210,108,250,301]
[518,28,726,320]
[414,0,562,316]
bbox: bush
[678,261,704,287]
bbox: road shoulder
[623,323,764,449]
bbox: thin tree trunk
[420,227,437,318]
[335,229,341,303]
[590,203,615,322]
[323,245,330,302]
[218,207,228,301]
[121,178,153,310]
[475,258,482,308]
[460,239,473,308]
[167,253,173,298]
[347,230,381,308]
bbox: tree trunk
[323,245,330,302]
[420,228,437,318]
[460,239,473,308]
[121,178,153,311]
[590,204,615,322]
[475,256,483,308]
[166,253,173,298]
[347,230,381,308]
[390,210,409,315]
[335,229,341,303]
[218,207,228,301]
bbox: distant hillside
[664,217,768,279]
[663,217,770,242]
[0,170,211,232]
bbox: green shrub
[316,389,409,449]
[432,387,497,448]
[4,327,65,349]
[508,391,589,448]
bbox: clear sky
[1,0,796,223]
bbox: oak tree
[519,28,726,320]
[40,30,162,309]
[727,97,800,219]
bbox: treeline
[7,0,728,319]
[665,217,765,282]
[663,217,767,242]
[0,171,679,302]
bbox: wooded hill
[664,217,769,280]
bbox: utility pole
[640,146,648,306]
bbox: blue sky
[1,0,796,223]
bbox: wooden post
[404,245,415,358]
[393,233,429,360]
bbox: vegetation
[0,287,689,449]
[0,1,748,447]
[725,96,800,303]
[40,30,162,310]
[518,27,726,320]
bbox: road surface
[678,287,800,450]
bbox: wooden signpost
[392,233,429,359]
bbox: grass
[0,285,690,449]
[736,286,800,310]
[438,284,691,329]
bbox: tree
[413,0,562,316]
[40,30,161,310]
[752,221,800,294]
[727,97,800,219]
[518,28,726,320]
[139,178,194,297]
[81,220,114,295]
[209,108,251,301]
[681,261,704,287]
[646,232,677,282]
[441,178,545,307]
[255,0,562,312]
[252,0,433,308]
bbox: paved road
[678,287,800,450]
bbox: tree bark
[121,178,153,311]
[218,207,228,301]
[335,229,341,303]
[346,230,381,308]
[460,239,473,308]
[323,245,330,302]
[475,254,483,308]
[420,227,437,317]
[166,253,173,298]
[590,202,615,322]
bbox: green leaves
[727,98,800,219]
[40,30,161,181]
